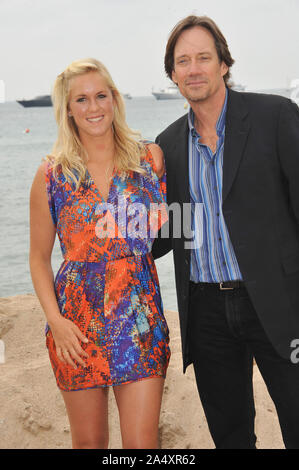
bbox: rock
[0,309,14,338]
[19,402,52,436]
[159,411,186,448]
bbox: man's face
[172,26,228,103]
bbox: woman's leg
[61,387,109,449]
[113,377,165,449]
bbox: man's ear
[220,61,229,78]
[172,69,178,85]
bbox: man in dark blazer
[152,15,299,449]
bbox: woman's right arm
[29,162,89,369]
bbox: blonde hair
[46,58,146,190]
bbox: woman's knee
[72,433,109,449]
[122,429,159,449]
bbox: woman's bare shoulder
[30,159,52,200]
[147,143,165,178]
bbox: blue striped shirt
[188,89,243,282]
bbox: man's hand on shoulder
[148,143,165,179]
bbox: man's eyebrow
[175,51,212,59]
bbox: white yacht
[152,85,184,100]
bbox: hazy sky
[1,0,298,101]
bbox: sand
[0,293,284,449]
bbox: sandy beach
[0,293,284,449]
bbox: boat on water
[254,79,299,105]
[17,95,52,107]
[152,85,184,100]
[231,84,246,91]
[18,93,133,107]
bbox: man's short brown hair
[164,15,235,85]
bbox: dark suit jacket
[152,88,299,372]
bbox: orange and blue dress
[44,146,170,391]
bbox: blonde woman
[29,58,170,449]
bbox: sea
[1,87,296,310]
[0,96,188,311]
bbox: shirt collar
[188,87,228,139]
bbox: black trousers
[187,281,299,449]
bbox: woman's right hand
[49,316,89,369]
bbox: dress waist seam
[63,253,152,264]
